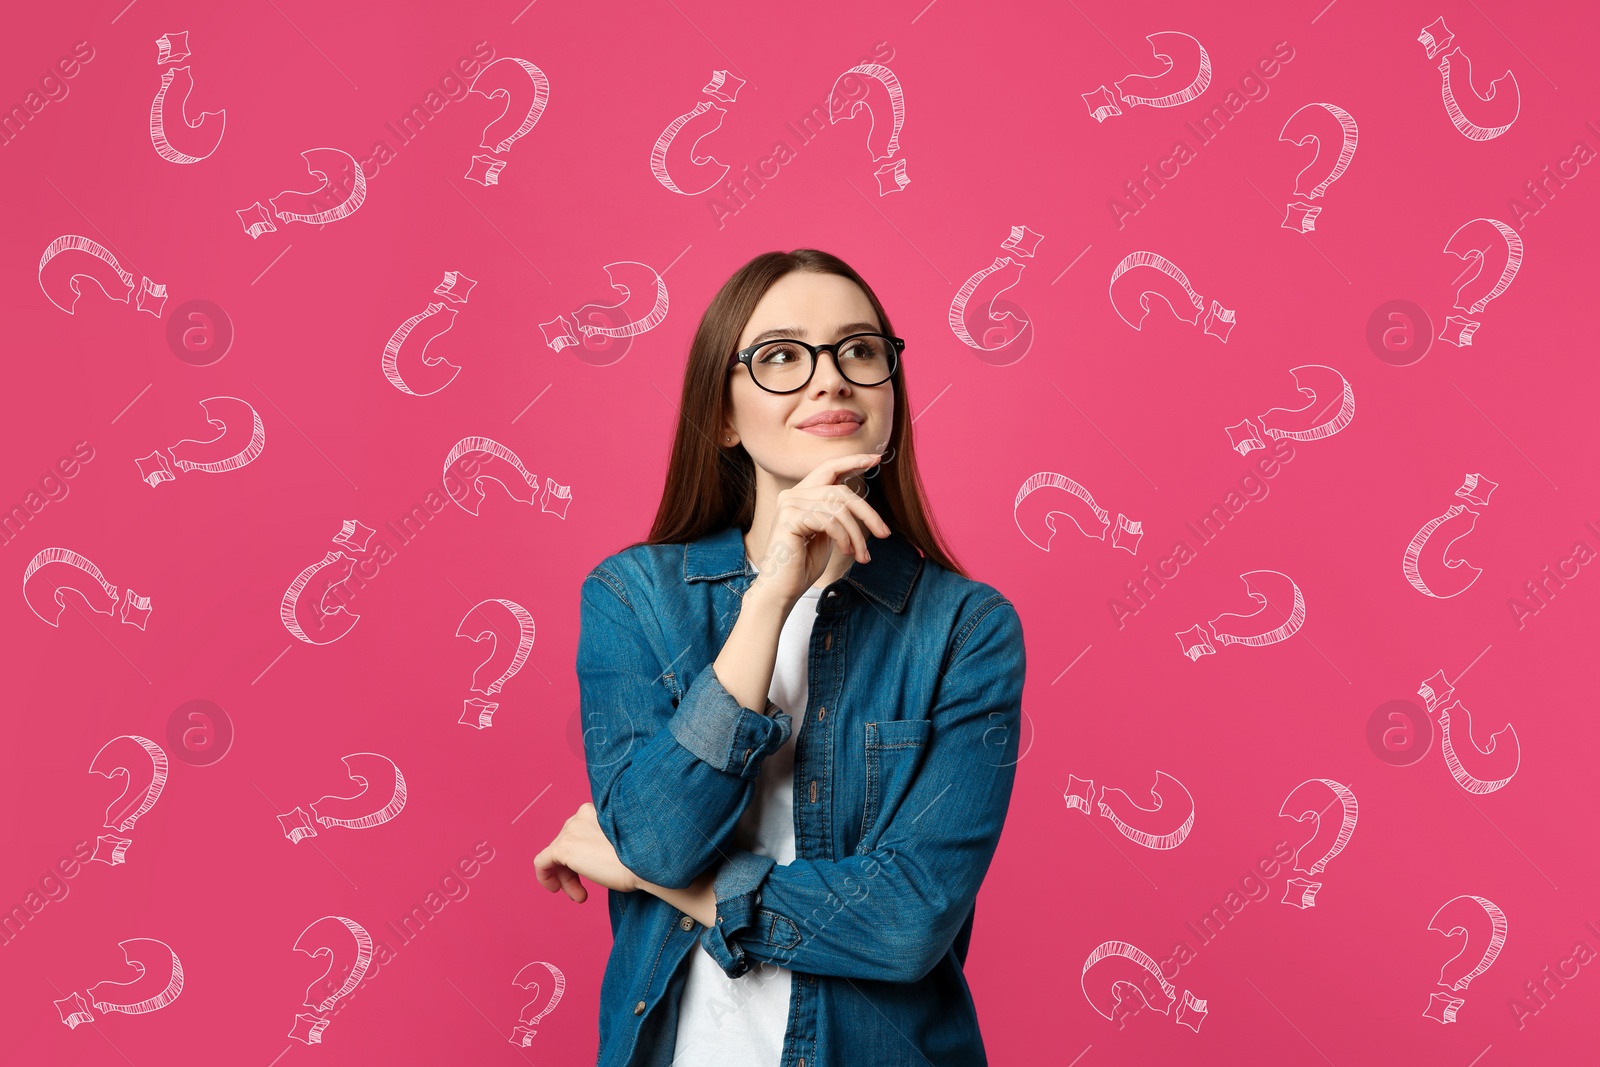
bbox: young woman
[535,249,1027,1066]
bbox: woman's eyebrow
[746,321,880,345]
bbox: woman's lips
[798,419,863,437]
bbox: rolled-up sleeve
[697,594,1026,983]
[577,568,791,889]
[668,664,790,778]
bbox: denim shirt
[575,521,1026,1067]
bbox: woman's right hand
[749,453,893,604]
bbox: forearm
[710,582,794,714]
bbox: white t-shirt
[672,564,824,1066]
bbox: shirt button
[743,747,751,763]
[818,707,826,721]
[680,916,694,931]
[799,1058,806,1067]
[634,1000,646,1015]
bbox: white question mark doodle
[1175,569,1306,661]
[149,31,225,163]
[1437,218,1523,347]
[1417,668,1521,794]
[443,437,572,518]
[54,938,185,1028]
[1014,472,1143,555]
[456,599,536,729]
[135,396,266,488]
[289,916,375,1044]
[86,734,169,866]
[1225,365,1355,457]
[1081,939,1208,1031]
[1418,18,1520,141]
[39,235,167,318]
[237,147,368,238]
[24,547,154,631]
[277,753,409,843]
[948,225,1045,358]
[508,961,567,1045]
[1402,472,1498,599]
[1423,895,1508,1023]
[465,57,551,186]
[650,70,745,195]
[1277,778,1358,908]
[1277,102,1358,233]
[540,261,671,355]
[1109,251,1235,342]
[1063,772,1195,849]
[1083,31,1212,122]
[383,270,478,396]
[827,63,908,194]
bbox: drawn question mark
[278,752,408,843]
[1418,19,1520,141]
[1277,102,1358,233]
[383,270,477,396]
[1226,364,1355,457]
[650,70,745,196]
[54,938,185,1028]
[1175,569,1306,661]
[1108,251,1235,341]
[1081,939,1208,1032]
[1417,668,1521,794]
[150,31,225,163]
[84,735,168,867]
[24,546,155,631]
[1013,472,1143,555]
[136,395,265,488]
[1083,31,1212,121]
[237,146,368,238]
[464,57,550,186]
[1402,472,1498,599]
[1063,771,1195,849]
[1277,778,1358,908]
[947,225,1044,361]
[1438,217,1523,347]
[288,916,374,1044]
[38,235,168,318]
[443,437,572,518]
[540,260,670,358]
[508,961,567,1046]
[456,599,536,729]
[827,63,908,194]
[1423,895,1508,1023]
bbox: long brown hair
[635,248,968,578]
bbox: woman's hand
[534,802,639,903]
[750,452,893,604]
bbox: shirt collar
[683,522,923,613]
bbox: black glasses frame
[727,332,905,394]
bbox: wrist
[743,578,796,615]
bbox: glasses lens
[750,335,896,392]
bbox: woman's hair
[634,248,968,578]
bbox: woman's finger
[533,848,563,892]
[830,484,892,539]
[794,452,881,491]
[556,865,587,903]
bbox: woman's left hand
[534,802,640,902]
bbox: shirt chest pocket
[857,718,932,852]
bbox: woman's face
[722,271,895,487]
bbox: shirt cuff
[699,848,777,978]
[666,665,791,779]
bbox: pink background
[4,0,1598,1064]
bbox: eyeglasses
[727,332,904,394]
